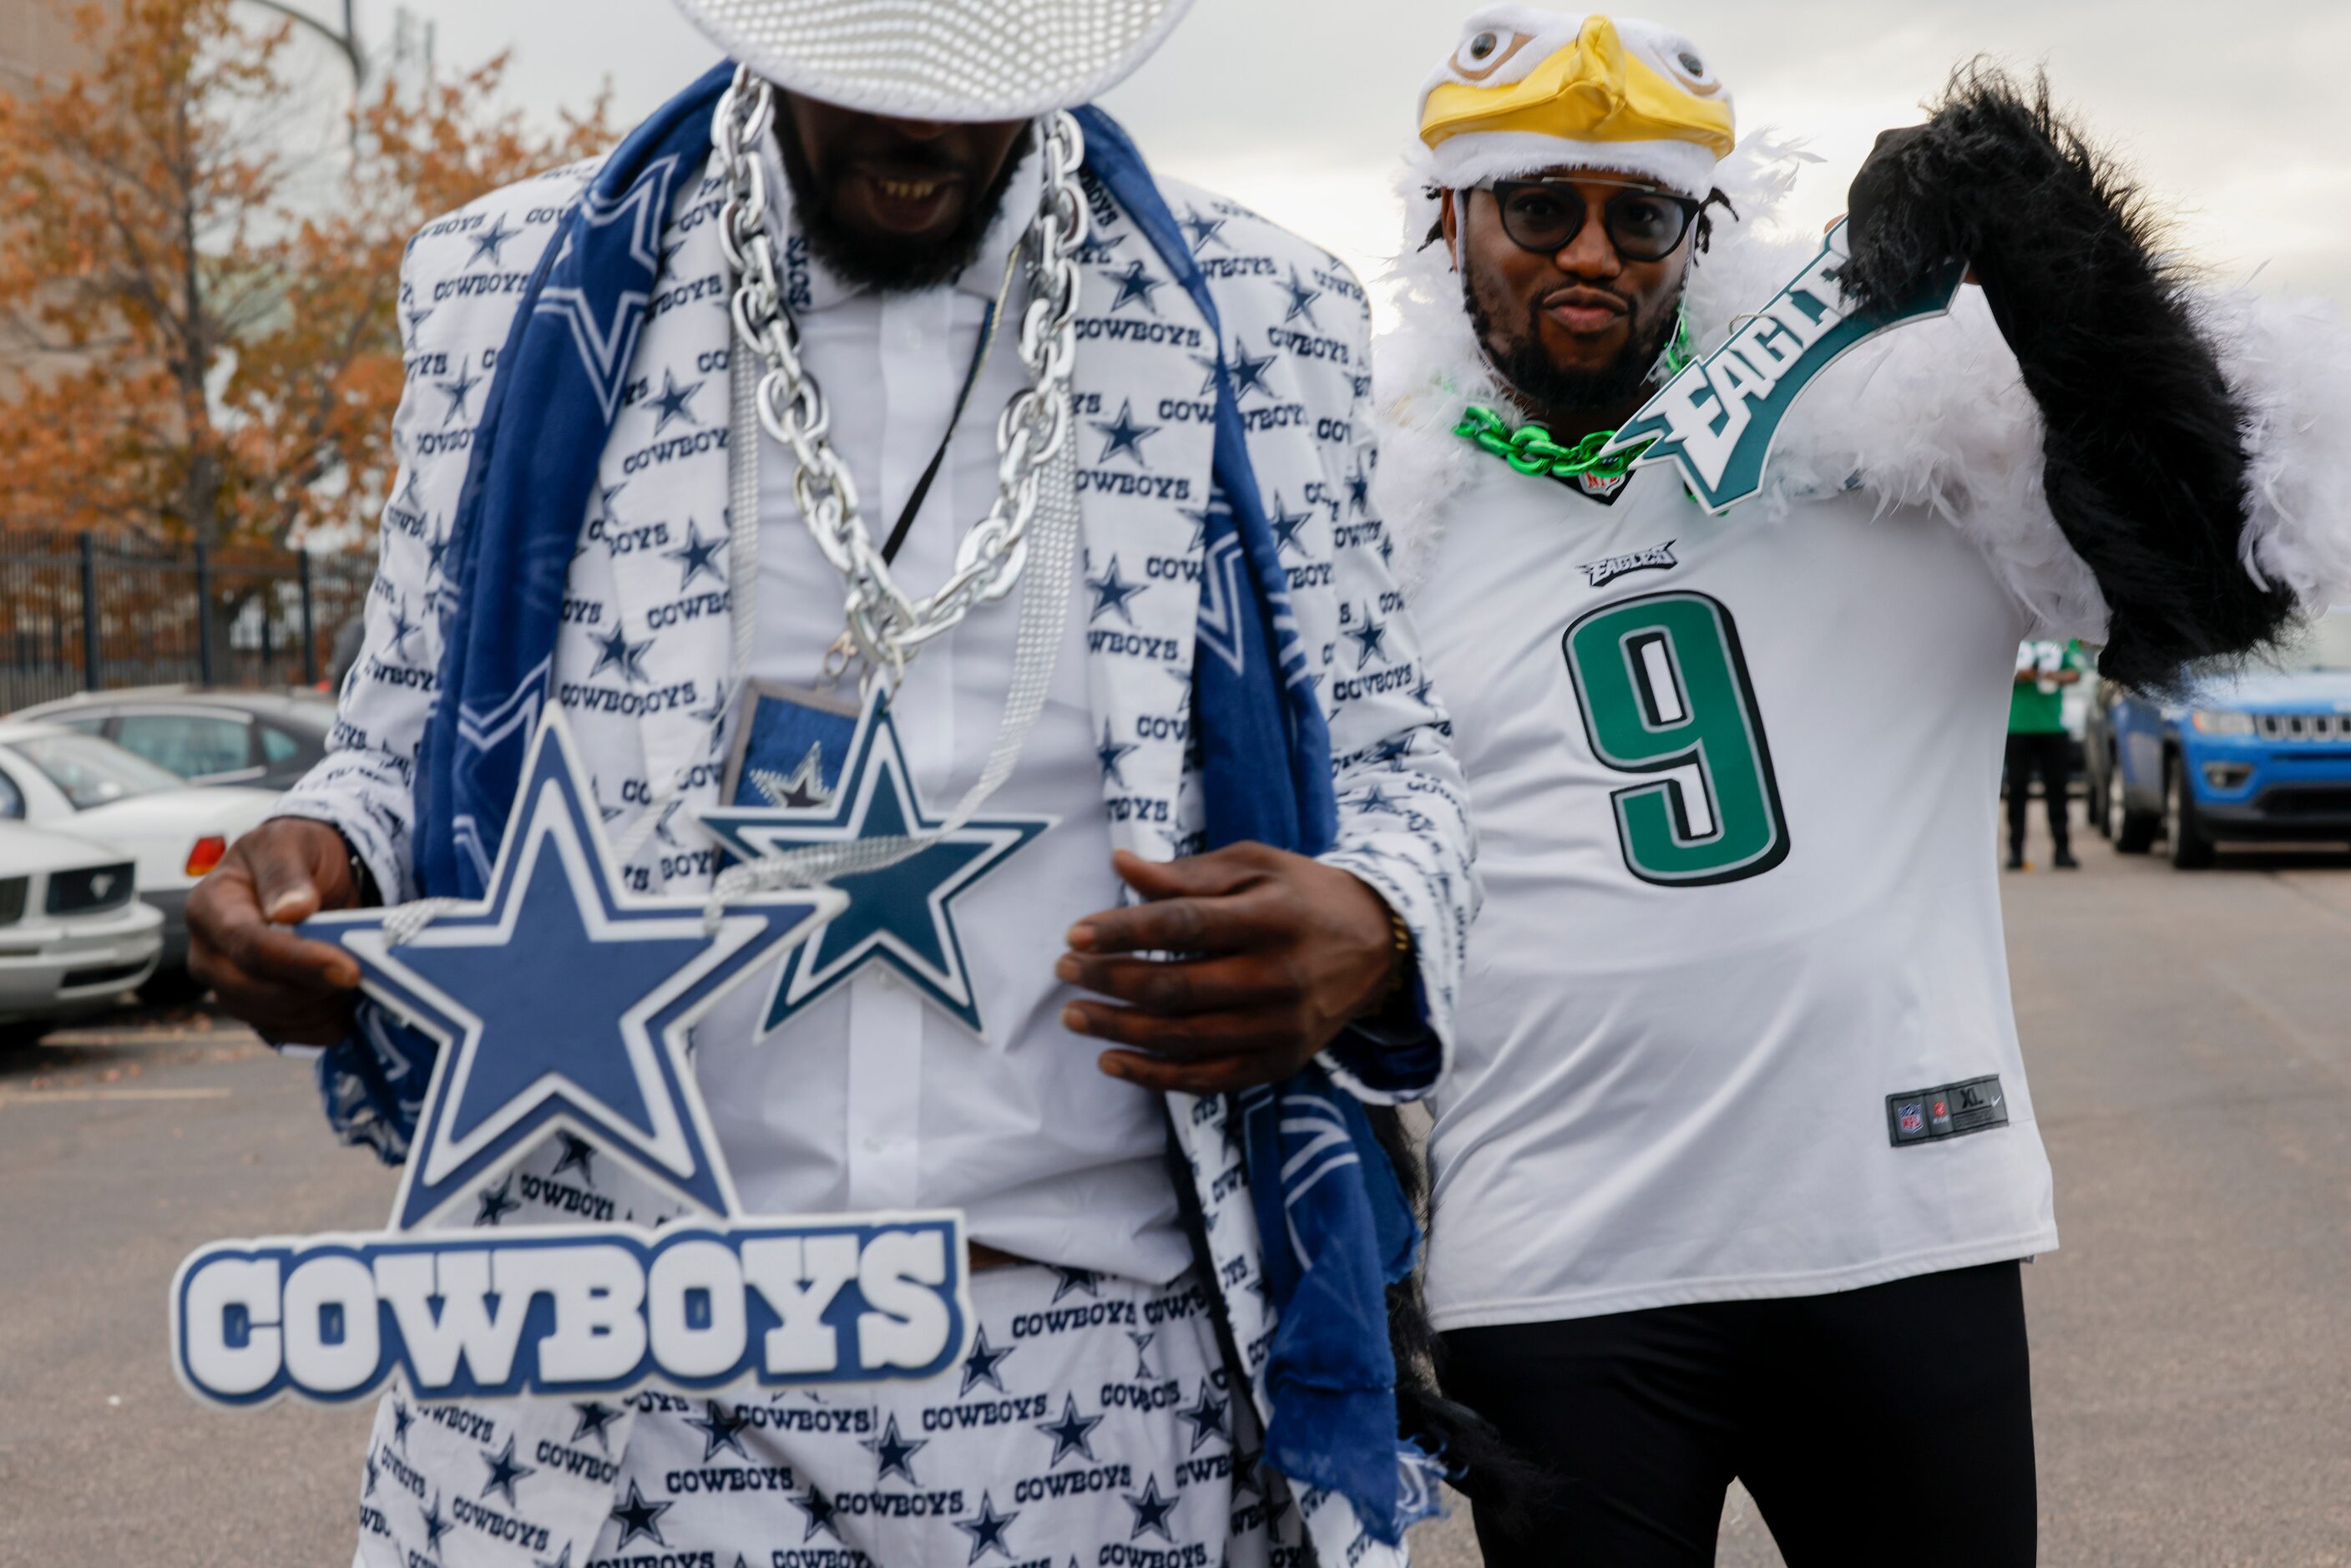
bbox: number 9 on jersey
[1563,591,1791,887]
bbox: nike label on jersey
[1887,1074,2010,1146]
[1579,540,1678,589]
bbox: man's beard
[1466,272,1680,422]
[776,122,1035,295]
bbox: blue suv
[2098,609,2351,867]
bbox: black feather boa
[1840,68,2292,692]
[1363,1104,1555,1528]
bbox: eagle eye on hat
[1418,6,1734,199]
[672,0,1199,123]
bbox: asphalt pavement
[1,806,2346,1565]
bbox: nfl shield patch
[1896,1102,1926,1138]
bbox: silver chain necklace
[713,65,1090,688]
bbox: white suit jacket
[281,142,1474,1565]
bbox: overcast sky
[325,0,2351,309]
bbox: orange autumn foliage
[0,0,614,550]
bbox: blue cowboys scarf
[316,68,1433,1544]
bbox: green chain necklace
[1454,306,1691,483]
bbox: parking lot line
[0,1086,233,1105]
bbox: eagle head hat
[1418,6,1735,198]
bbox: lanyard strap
[878,243,1020,567]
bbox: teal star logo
[699,695,1052,1039]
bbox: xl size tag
[1887,1074,2010,1147]
[1601,220,1967,514]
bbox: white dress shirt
[690,146,1191,1283]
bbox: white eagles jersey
[1414,459,2058,1328]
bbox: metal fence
[0,531,377,712]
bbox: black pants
[2005,731,2072,857]
[1440,1262,2036,1566]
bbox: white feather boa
[1373,136,2351,629]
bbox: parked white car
[0,821,165,1043]
[0,721,278,976]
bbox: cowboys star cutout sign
[171,711,975,1409]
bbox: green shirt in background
[2010,639,2086,733]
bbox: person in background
[2008,638,2086,870]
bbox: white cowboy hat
[671,0,1199,122]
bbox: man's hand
[187,817,367,1045]
[1056,845,1403,1095]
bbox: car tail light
[186,835,228,877]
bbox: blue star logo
[1086,556,1147,626]
[478,1434,537,1505]
[1232,1444,1266,1500]
[473,1173,519,1225]
[1095,722,1139,787]
[1347,462,1373,515]
[1049,1265,1100,1302]
[552,1129,597,1182]
[662,518,726,589]
[647,369,704,436]
[793,1485,842,1541]
[1179,206,1228,253]
[589,623,654,685]
[421,1490,452,1552]
[687,1399,751,1460]
[952,1491,1020,1563]
[1189,340,1278,403]
[1090,399,1159,468]
[960,1327,1016,1394]
[1176,1380,1228,1451]
[609,1479,672,1547]
[1177,502,1216,552]
[571,1400,619,1450]
[1122,1475,1179,1541]
[698,695,1052,1039]
[1280,267,1323,327]
[1267,493,1313,557]
[860,1413,928,1483]
[383,599,422,665]
[302,713,841,1230]
[437,363,481,426]
[1226,340,1280,402]
[1343,607,1390,669]
[1034,1394,1105,1466]
[468,214,519,269]
[1100,258,1165,314]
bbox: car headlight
[2190,710,2256,736]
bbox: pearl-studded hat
[670,0,1198,122]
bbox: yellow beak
[1420,16,1734,160]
